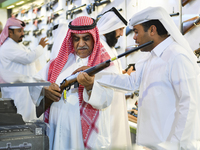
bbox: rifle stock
[36,41,153,118]
[183,16,200,35]
[182,0,192,6]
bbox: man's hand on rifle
[77,72,94,91]
[71,66,91,75]
[44,83,62,102]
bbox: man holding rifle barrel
[30,16,133,149]
[95,7,200,149]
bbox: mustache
[77,45,89,50]
[20,35,24,38]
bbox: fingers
[127,66,134,75]
[122,70,126,74]
[77,72,94,91]
[82,72,94,81]
[39,37,49,48]
[44,83,61,102]
[77,72,90,82]
[43,38,49,45]
[49,83,60,92]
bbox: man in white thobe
[95,7,200,150]
[0,17,48,121]
[30,16,132,150]
[97,7,132,147]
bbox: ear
[8,29,13,37]
[149,25,157,36]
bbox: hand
[122,66,134,75]
[71,66,91,75]
[44,83,62,102]
[39,37,49,48]
[77,72,94,91]
[122,70,126,74]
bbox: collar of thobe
[7,37,20,46]
[134,37,173,84]
[7,37,25,49]
[75,54,89,64]
[151,36,173,57]
[7,37,14,43]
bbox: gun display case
[0,70,50,150]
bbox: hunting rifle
[46,0,58,11]
[66,4,86,19]
[47,43,53,51]
[33,16,44,25]
[36,41,154,117]
[24,30,31,36]
[182,16,200,35]
[47,9,63,24]
[33,3,44,14]
[86,0,111,15]
[33,28,44,37]
[22,41,31,46]
[66,0,75,5]
[46,28,53,37]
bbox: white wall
[0,8,8,29]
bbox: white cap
[9,26,21,29]
[97,11,126,35]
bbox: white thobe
[100,35,132,148]
[96,36,200,149]
[0,37,44,122]
[31,53,131,150]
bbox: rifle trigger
[66,86,71,91]
[74,82,79,88]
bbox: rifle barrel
[115,41,153,60]
[82,41,153,76]
[170,12,179,17]
[71,4,86,11]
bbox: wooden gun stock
[182,0,192,6]
[183,16,200,35]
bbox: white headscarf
[129,6,199,71]
[97,8,126,35]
